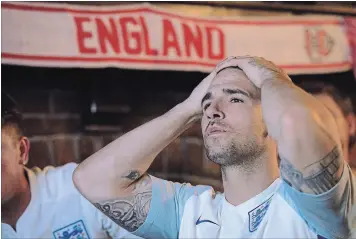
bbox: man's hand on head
[182,69,217,120]
[215,56,292,88]
[182,55,290,120]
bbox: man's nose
[206,103,225,120]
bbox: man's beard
[205,136,266,170]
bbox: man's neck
[2,172,31,230]
[222,149,279,206]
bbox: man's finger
[215,56,235,70]
[215,57,253,74]
[215,55,251,70]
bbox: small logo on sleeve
[196,215,219,226]
[248,196,272,232]
[53,220,90,239]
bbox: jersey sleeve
[278,163,356,239]
[133,175,211,239]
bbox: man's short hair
[2,93,25,136]
[298,80,354,117]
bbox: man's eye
[203,103,211,111]
[230,98,244,103]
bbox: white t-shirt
[1,163,140,239]
[133,164,355,239]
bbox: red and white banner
[345,17,356,77]
[1,2,353,74]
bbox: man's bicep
[277,112,344,195]
[93,174,212,238]
[276,119,353,238]
[97,205,143,238]
[93,174,152,232]
[279,145,344,195]
[279,163,355,238]
[94,175,191,239]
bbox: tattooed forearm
[279,146,343,194]
[94,174,152,232]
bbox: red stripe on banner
[1,2,342,26]
[1,53,216,67]
[2,53,351,70]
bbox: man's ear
[19,136,30,166]
[346,113,356,138]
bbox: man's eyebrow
[223,88,250,98]
[201,92,212,106]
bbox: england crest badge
[248,196,272,232]
[53,220,90,239]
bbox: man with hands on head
[73,56,355,239]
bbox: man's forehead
[206,67,260,100]
[210,67,257,95]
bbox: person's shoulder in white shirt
[1,93,140,238]
[2,162,140,239]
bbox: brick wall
[3,65,223,191]
[4,65,356,193]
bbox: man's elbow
[72,163,132,201]
[279,107,312,136]
[277,107,342,154]
[280,105,336,136]
[72,165,87,196]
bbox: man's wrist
[173,101,201,124]
[260,75,293,90]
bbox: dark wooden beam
[46,1,356,16]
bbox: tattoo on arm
[279,146,343,194]
[124,170,141,181]
[93,174,152,232]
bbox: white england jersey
[1,163,140,239]
[134,164,355,239]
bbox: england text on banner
[1,2,352,74]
